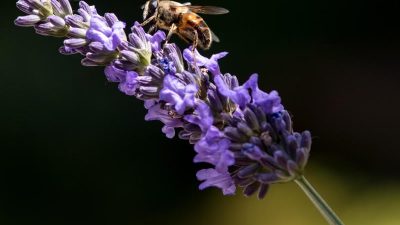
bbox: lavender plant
[14,1,345,224]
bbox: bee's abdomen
[194,20,212,50]
[181,13,212,50]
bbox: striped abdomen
[178,12,212,50]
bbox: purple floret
[86,15,126,51]
[159,75,198,115]
[196,168,236,195]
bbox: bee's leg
[141,14,156,26]
[142,0,160,26]
[164,23,177,47]
[192,30,199,67]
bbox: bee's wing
[211,30,220,43]
[180,6,229,15]
[142,1,150,19]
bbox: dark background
[1,0,400,225]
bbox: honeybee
[141,0,229,50]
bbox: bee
[141,0,229,50]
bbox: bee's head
[142,0,158,20]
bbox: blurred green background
[1,0,400,224]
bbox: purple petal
[194,126,234,172]
[196,168,236,195]
[118,71,138,95]
[184,101,213,132]
[162,126,175,139]
[147,30,166,52]
[159,75,198,115]
[144,103,183,127]
[243,74,284,113]
[183,48,227,76]
[104,65,126,82]
[14,15,41,27]
[59,0,73,15]
[48,15,65,27]
[86,16,126,51]
[16,1,35,15]
[214,74,251,108]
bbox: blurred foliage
[174,164,400,225]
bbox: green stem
[294,176,345,225]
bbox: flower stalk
[295,176,345,225]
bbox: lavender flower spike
[14,0,308,196]
[15,1,346,224]
[15,0,54,27]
